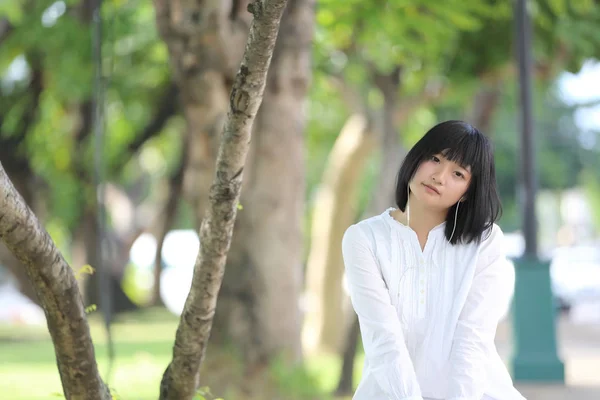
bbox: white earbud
[449,201,460,243]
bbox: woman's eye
[454,171,464,178]
[431,156,440,162]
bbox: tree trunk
[152,139,188,306]
[82,209,139,314]
[0,162,110,400]
[211,0,314,368]
[158,1,289,398]
[334,71,404,391]
[467,82,502,135]
[334,315,360,396]
[302,114,375,355]
[153,0,253,229]
[369,69,405,216]
[302,68,403,356]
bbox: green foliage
[478,80,596,231]
[194,386,224,400]
[270,356,333,400]
[1,0,177,234]
[534,0,600,73]
[316,0,491,72]
[3,0,598,250]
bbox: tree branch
[0,57,43,149]
[158,0,290,398]
[0,161,111,400]
[0,18,13,46]
[112,82,179,173]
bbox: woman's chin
[413,193,450,211]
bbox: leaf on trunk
[85,304,97,314]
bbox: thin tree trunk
[158,1,289,398]
[0,162,110,400]
[334,315,360,396]
[369,68,404,216]
[152,138,188,306]
[82,209,139,314]
[302,114,375,355]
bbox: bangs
[424,125,488,175]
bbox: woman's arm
[446,225,515,400]
[342,224,423,400]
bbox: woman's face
[409,153,472,211]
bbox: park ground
[1,307,599,400]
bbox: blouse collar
[382,207,446,235]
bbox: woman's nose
[432,168,450,184]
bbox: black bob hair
[395,120,502,245]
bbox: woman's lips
[423,183,440,195]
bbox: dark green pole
[510,0,564,382]
[92,0,115,381]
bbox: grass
[0,308,363,400]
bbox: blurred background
[1,0,600,399]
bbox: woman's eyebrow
[454,162,471,173]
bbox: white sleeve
[342,224,424,400]
[446,225,516,400]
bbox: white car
[550,246,600,311]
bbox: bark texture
[214,0,314,367]
[153,0,252,228]
[302,114,375,355]
[0,162,110,400]
[158,1,290,398]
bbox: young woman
[342,121,526,400]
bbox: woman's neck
[398,193,447,235]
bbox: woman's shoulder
[346,209,391,233]
[343,210,391,245]
[474,223,509,265]
[456,223,504,256]
[480,223,504,247]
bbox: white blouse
[342,208,526,400]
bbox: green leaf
[85,304,97,314]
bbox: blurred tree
[157,1,291,397]
[0,0,181,312]
[153,0,314,371]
